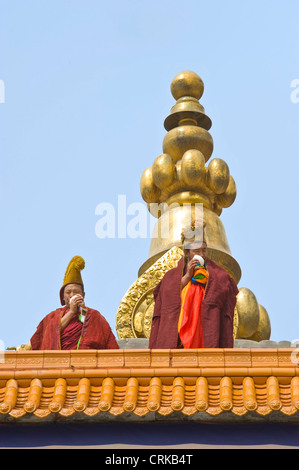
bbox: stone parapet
[0,348,299,423]
[117,338,299,349]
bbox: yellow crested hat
[59,256,85,305]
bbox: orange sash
[178,265,209,348]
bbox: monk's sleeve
[30,311,61,350]
[105,328,120,349]
[227,277,239,318]
[95,312,119,349]
[30,319,45,350]
[219,276,239,348]
[149,281,162,349]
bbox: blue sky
[0,0,298,348]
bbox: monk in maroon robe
[31,306,119,350]
[31,256,119,350]
[149,241,238,349]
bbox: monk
[149,229,238,349]
[31,256,119,350]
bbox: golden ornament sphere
[216,175,237,208]
[206,158,230,195]
[171,70,204,101]
[163,126,213,163]
[140,167,160,203]
[152,153,175,190]
[247,304,271,342]
[236,287,260,339]
[181,149,206,186]
[175,159,184,182]
[213,202,223,217]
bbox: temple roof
[0,348,299,423]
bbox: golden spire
[139,70,240,284]
[140,70,236,218]
[116,71,271,342]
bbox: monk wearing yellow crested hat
[31,256,119,350]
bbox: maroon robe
[60,313,83,350]
[149,257,238,349]
[30,307,119,350]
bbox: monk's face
[63,284,85,308]
[185,242,208,262]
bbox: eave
[0,348,299,423]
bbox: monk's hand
[69,295,85,314]
[186,258,198,281]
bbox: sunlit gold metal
[117,70,271,341]
[247,304,271,341]
[164,71,212,131]
[235,287,260,339]
[162,126,214,163]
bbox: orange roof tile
[0,348,299,422]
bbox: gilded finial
[140,70,237,216]
[138,70,241,285]
[164,70,211,131]
[117,70,271,342]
